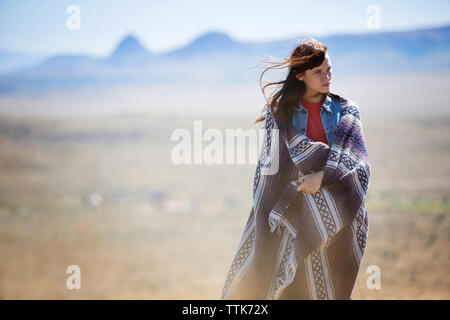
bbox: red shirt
[300,97,328,145]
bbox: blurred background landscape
[0,0,449,299]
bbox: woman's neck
[302,91,325,104]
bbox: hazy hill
[0,24,449,94]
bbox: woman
[220,38,371,300]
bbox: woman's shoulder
[330,92,361,120]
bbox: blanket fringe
[266,219,297,299]
[286,247,297,283]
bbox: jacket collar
[295,94,332,113]
[270,108,329,170]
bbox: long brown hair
[255,38,331,124]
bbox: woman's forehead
[313,54,332,70]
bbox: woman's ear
[296,73,303,81]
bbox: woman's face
[297,52,332,94]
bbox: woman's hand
[296,171,324,194]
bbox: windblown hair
[255,38,331,124]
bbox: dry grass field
[0,78,449,299]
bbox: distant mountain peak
[108,33,152,65]
[110,34,150,58]
[192,31,234,45]
[1,24,449,93]
[163,30,238,59]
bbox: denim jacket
[291,94,342,146]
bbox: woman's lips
[322,83,330,86]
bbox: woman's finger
[306,187,317,194]
[302,185,312,193]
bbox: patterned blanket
[220,93,371,300]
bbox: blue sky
[0,0,449,56]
